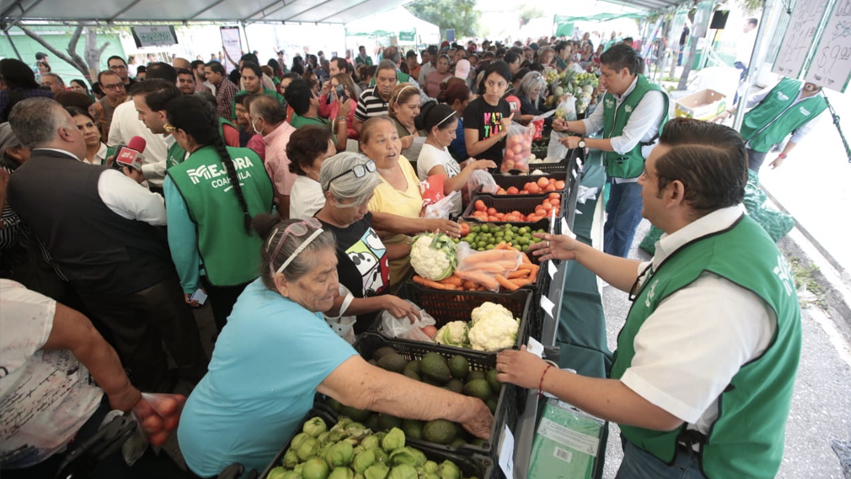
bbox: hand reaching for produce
[499,113,514,136]
[529,232,580,261]
[383,295,422,323]
[400,134,415,150]
[464,159,497,172]
[496,345,549,390]
[457,397,494,440]
[426,218,461,238]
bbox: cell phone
[189,289,208,305]
[335,84,347,102]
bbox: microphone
[114,136,147,171]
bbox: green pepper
[302,457,330,479]
[381,428,405,453]
[328,441,354,467]
[353,449,376,473]
[364,464,390,479]
[304,417,328,437]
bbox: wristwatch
[577,138,587,148]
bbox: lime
[517,236,529,245]
[522,245,530,252]
[512,226,520,233]
[472,226,481,233]
[481,225,490,233]
[486,244,495,250]
[477,241,487,248]
[518,227,528,235]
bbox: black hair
[191,60,205,71]
[146,62,177,83]
[129,79,181,110]
[206,62,226,76]
[267,58,281,74]
[91,82,104,96]
[107,55,127,67]
[287,125,333,175]
[477,60,512,95]
[166,95,253,233]
[176,68,193,78]
[35,52,48,60]
[136,65,147,74]
[496,47,506,57]
[70,79,88,91]
[555,42,569,53]
[513,67,530,83]
[600,44,642,76]
[240,62,263,78]
[65,105,95,122]
[0,58,39,89]
[97,70,121,85]
[406,50,418,59]
[196,91,217,110]
[747,18,758,27]
[240,53,259,65]
[283,79,312,116]
[331,57,348,72]
[528,62,545,73]
[414,100,456,133]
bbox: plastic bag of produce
[423,196,454,219]
[501,122,534,173]
[553,95,577,122]
[419,174,445,209]
[461,169,498,206]
[131,392,187,449]
[547,131,570,162]
[380,301,436,342]
[455,247,524,291]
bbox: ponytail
[210,128,252,234]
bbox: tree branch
[98,42,110,56]
[18,25,90,79]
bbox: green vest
[166,118,237,170]
[609,214,801,479]
[601,75,669,178]
[167,145,274,286]
[232,87,287,120]
[740,78,827,153]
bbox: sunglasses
[266,218,325,275]
[328,159,376,187]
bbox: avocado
[422,419,457,445]
[471,438,488,447]
[402,419,423,439]
[421,352,452,384]
[406,360,422,374]
[326,397,343,412]
[445,379,464,394]
[372,346,397,361]
[467,370,486,382]
[402,368,420,381]
[463,379,492,401]
[377,414,402,431]
[486,369,502,393]
[448,355,470,379]
[450,437,467,448]
[377,353,408,373]
[340,406,373,422]
[486,396,498,414]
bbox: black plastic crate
[259,407,495,479]
[462,195,561,227]
[477,172,568,199]
[346,333,522,462]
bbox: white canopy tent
[344,7,439,45]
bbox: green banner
[556,22,575,37]
[399,31,415,42]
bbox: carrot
[517,263,539,273]
[462,280,478,290]
[508,270,530,279]
[496,274,520,291]
[495,242,514,250]
[413,275,450,290]
[455,270,500,290]
[521,253,532,264]
[465,249,520,263]
[511,278,535,287]
[439,275,463,287]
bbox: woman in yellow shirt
[360,116,460,288]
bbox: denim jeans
[615,440,708,479]
[604,179,644,258]
[746,148,768,173]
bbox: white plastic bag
[380,300,436,342]
[324,285,357,344]
[547,131,570,162]
[462,169,498,206]
[424,196,454,219]
[555,94,577,121]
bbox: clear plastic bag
[502,122,534,173]
[424,195,454,219]
[419,174,445,208]
[130,392,187,449]
[380,301,436,342]
[547,131,570,162]
[555,94,578,121]
[462,169,498,206]
[454,246,524,291]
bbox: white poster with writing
[805,0,851,92]
[220,26,242,73]
[772,0,831,77]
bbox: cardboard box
[675,88,727,120]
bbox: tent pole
[4,28,23,61]
[240,21,251,53]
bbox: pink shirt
[263,121,297,196]
[318,95,359,139]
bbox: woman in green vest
[163,95,275,332]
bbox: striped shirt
[354,87,390,122]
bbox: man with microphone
[6,98,209,393]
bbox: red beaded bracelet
[537,364,554,399]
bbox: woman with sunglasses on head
[315,152,421,333]
[163,95,274,332]
[359,116,461,288]
[415,101,496,217]
[177,216,493,477]
[388,83,426,162]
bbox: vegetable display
[410,233,458,281]
[434,302,520,352]
[267,415,483,479]
[493,178,566,195]
[467,194,561,223]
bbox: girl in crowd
[425,54,452,98]
[415,101,495,217]
[163,95,274,332]
[232,92,266,159]
[388,83,426,162]
[438,79,473,161]
[319,73,359,140]
[69,79,89,96]
[66,107,110,166]
[287,126,336,220]
[464,61,514,165]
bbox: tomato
[487,207,497,216]
[149,430,169,447]
[422,325,438,339]
[542,202,554,211]
[550,198,561,206]
[536,177,549,188]
[549,193,561,200]
[488,216,499,221]
[555,180,566,190]
[507,186,519,195]
[142,415,163,434]
[528,184,541,194]
[475,200,487,212]
[460,223,471,236]
[545,185,556,192]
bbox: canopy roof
[0,0,413,24]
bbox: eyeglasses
[102,82,125,91]
[163,124,176,133]
[109,64,128,70]
[328,159,376,187]
[267,218,325,275]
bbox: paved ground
[599,220,851,478]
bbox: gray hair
[0,122,23,164]
[517,71,546,103]
[383,46,401,65]
[9,98,68,149]
[319,151,381,208]
[253,215,337,289]
[41,72,64,85]
[377,60,397,75]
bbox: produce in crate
[493,177,566,195]
[434,302,520,352]
[409,233,458,281]
[467,194,561,223]
[266,415,482,479]
[413,243,539,291]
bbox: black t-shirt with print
[463,97,511,162]
[317,212,390,333]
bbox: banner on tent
[132,26,178,48]
[804,0,851,92]
[220,26,242,72]
[399,31,416,42]
[772,0,831,78]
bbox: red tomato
[142,415,163,434]
[475,200,487,212]
[545,185,556,192]
[507,186,519,195]
[163,414,180,431]
[460,223,471,236]
[487,207,498,216]
[536,177,549,188]
[555,180,566,190]
[422,325,438,339]
[149,430,169,447]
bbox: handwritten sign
[805,0,851,92]
[131,26,177,48]
[772,0,831,77]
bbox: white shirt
[582,77,666,183]
[106,101,169,188]
[737,29,758,65]
[36,148,167,226]
[0,280,103,468]
[417,143,462,216]
[620,205,776,434]
[289,175,326,220]
[82,143,109,166]
[744,83,824,145]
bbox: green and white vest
[166,117,237,170]
[609,214,802,478]
[740,78,827,153]
[601,75,669,179]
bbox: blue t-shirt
[178,279,358,477]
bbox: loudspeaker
[710,10,730,29]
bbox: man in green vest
[552,43,669,258]
[713,78,827,172]
[496,118,802,479]
[232,62,287,123]
[283,79,349,152]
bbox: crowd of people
[0,28,817,479]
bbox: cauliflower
[468,315,519,351]
[435,321,469,347]
[410,233,457,281]
[471,303,514,325]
